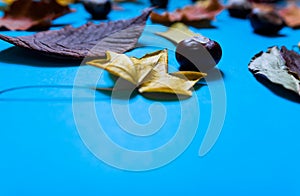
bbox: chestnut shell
[249,9,285,35]
[175,36,222,72]
[83,0,112,20]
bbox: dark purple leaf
[280,46,300,80]
[0,8,152,59]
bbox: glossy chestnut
[175,36,222,72]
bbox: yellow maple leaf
[87,49,206,97]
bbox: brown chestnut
[175,36,222,72]
[249,8,285,35]
[227,0,253,19]
[83,0,112,20]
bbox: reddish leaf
[280,46,300,80]
[0,8,152,59]
[278,4,300,28]
[150,0,224,27]
[0,0,72,31]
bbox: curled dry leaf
[0,0,72,30]
[278,4,300,28]
[0,8,152,59]
[87,50,206,96]
[248,46,300,96]
[150,0,223,27]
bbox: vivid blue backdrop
[0,0,299,195]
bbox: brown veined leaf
[0,8,153,59]
[87,49,206,96]
[150,0,224,27]
[278,4,300,28]
[0,0,72,31]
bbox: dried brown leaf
[150,0,224,27]
[0,8,152,59]
[278,4,300,28]
[0,0,72,30]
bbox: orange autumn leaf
[150,0,224,27]
[278,4,300,28]
[0,0,72,31]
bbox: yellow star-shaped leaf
[87,49,206,97]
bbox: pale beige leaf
[88,51,139,85]
[139,71,204,96]
[249,46,300,95]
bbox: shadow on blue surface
[0,85,98,102]
[0,23,69,32]
[252,31,287,38]
[0,83,205,102]
[254,74,300,104]
[0,46,81,67]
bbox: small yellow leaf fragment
[156,22,200,44]
[196,0,224,12]
[87,49,206,97]
[56,0,76,6]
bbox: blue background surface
[0,0,300,195]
